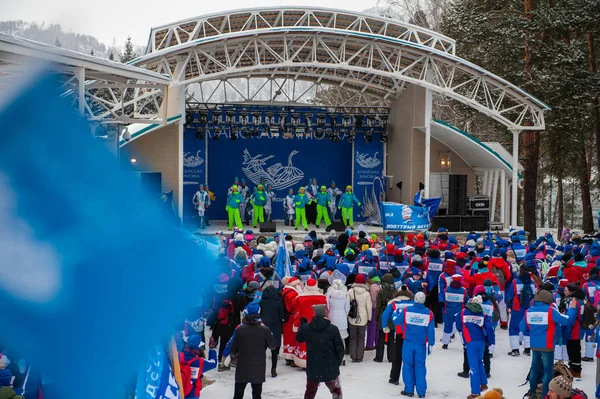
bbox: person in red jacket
[292,278,327,368]
[563,253,593,286]
[489,250,512,329]
[282,277,301,366]
[465,256,500,291]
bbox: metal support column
[490,170,499,222]
[424,88,432,198]
[511,130,520,227]
[77,67,85,116]
[500,169,506,228]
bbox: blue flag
[135,345,181,399]
[414,190,442,220]
[275,232,292,278]
[0,73,215,399]
[381,202,432,231]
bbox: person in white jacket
[347,273,372,362]
[327,279,350,365]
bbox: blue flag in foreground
[135,345,181,399]
[381,202,432,231]
[414,190,442,220]
[275,232,293,278]
[0,74,215,398]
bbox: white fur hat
[414,292,426,304]
[235,233,244,241]
[264,250,275,259]
[323,243,333,252]
[470,295,483,305]
[295,244,305,252]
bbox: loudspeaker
[259,222,276,233]
[326,221,346,232]
[448,174,467,215]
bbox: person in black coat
[231,303,277,399]
[296,304,344,399]
[259,286,285,377]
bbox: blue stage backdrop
[353,139,385,224]
[204,134,351,221]
[183,129,206,223]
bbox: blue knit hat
[187,334,204,350]
[244,302,261,318]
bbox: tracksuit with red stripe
[506,277,537,350]
[393,303,435,397]
[439,283,469,346]
[381,296,415,383]
[519,302,576,397]
[455,306,495,396]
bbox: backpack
[492,262,506,287]
[179,352,202,397]
[593,289,600,307]
[581,301,597,330]
[281,290,293,323]
[519,282,535,310]
[348,290,358,319]
[489,295,501,323]
[216,299,235,327]
[571,388,589,399]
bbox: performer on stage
[306,178,319,224]
[327,181,342,221]
[239,179,251,226]
[284,188,296,226]
[204,184,215,226]
[339,185,361,229]
[265,184,276,222]
[251,184,267,228]
[295,187,311,231]
[192,184,209,229]
[315,185,332,228]
[226,185,244,229]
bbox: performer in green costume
[294,187,311,231]
[338,185,361,229]
[226,184,243,229]
[315,185,332,228]
[251,184,267,228]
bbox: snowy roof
[0,33,170,85]
[430,119,523,179]
[119,114,182,147]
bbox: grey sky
[2,0,379,46]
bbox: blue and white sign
[353,138,384,223]
[183,130,206,223]
[135,345,181,399]
[381,202,432,231]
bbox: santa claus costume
[292,278,328,368]
[282,277,301,364]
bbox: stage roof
[429,119,523,179]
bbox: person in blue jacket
[510,235,527,264]
[520,290,577,398]
[455,295,495,399]
[315,185,332,228]
[440,274,469,349]
[393,292,435,398]
[338,186,361,229]
[425,248,444,325]
[294,187,311,231]
[181,334,218,399]
[295,250,317,282]
[506,265,538,356]
[226,185,244,230]
[250,184,267,228]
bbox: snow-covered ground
[201,326,597,399]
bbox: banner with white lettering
[353,138,384,223]
[135,345,181,399]
[381,202,432,231]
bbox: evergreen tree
[119,37,137,63]
[109,52,115,61]
[54,37,62,47]
[90,49,94,56]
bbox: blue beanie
[296,249,307,258]
[187,334,204,350]
[244,302,261,316]
[445,251,454,260]
[492,248,501,257]
[524,253,535,262]
[525,258,536,268]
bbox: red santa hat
[455,252,467,259]
[305,278,318,291]
[451,274,462,282]
[446,259,457,268]
[558,279,569,288]
[288,277,301,287]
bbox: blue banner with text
[381,202,432,231]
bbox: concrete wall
[426,137,476,194]
[124,124,181,212]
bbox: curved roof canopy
[132,7,549,131]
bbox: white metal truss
[133,27,549,130]
[145,7,456,55]
[0,33,169,124]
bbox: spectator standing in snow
[375,273,397,362]
[296,304,345,399]
[366,276,381,350]
[327,279,350,365]
[230,303,277,399]
[347,273,372,362]
[259,286,285,378]
[520,290,577,399]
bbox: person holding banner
[251,185,267,228]
[315,185,332,228]
[294,187,311,231]
[338,185,361,229]
[226,185,244,230]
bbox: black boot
[271,350,278,377]
[457,371,469,378]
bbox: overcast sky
[2,0,379,46]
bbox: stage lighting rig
[342,115,352,127]
[239,111,249,125]
[291,113,300,126]
[266,112,275,126]
[199,112,208,124]
[185,112,195,126]
[252,128,260,138]
[212,112,221,124]
[355,116,364,129]
[195,127,204,140]
[379,115,388,128]
[305,113,313,127]
[380,131,388,143]
[213,127,221,140]
[252,112,262,125]
[230,127,238,140]
[240,127,250,139]
[366,116,376,128]
[348,130,356,143]
[315,128,325,139]
[317,113,326,127]
[226,111,236,124]
[364,129,373,143]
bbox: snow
[201,327,597,399]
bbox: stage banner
[353,139,384,223]
[381,202,432,231]
[183,129,206,223]
[135,344,181,399]
[205,134,352,221]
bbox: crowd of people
[192,178,361,231]
[168,227,600,399]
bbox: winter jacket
[369,282,381,308]
[393,303,435,345]
[226,193,243,209]
[466,269,500,289]
[326,284,350,332]
[294,194,311,209]
[565,296,585,340]
[348,283,372,326]
[338,193,360,208]
[315,191,331,207]
[260,286,285,344]
[230,316,277,384]
[441,283,469,316]
[381,294,414,332]
[293,288,328,331]
[510,242,527,263]
[455,303,495,345]
[376,276,396,329]
[582,278,600,302]
[425,254,444,288]
[519,302,577,351]
[296,316,345,382]
[506,275,537,312]
[489,256,512,290]
[251,190,267,206]
[181,347,217,397]
[0,387,24,399]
